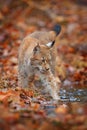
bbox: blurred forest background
[0,0,87,130]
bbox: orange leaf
[55,104,68,114]
[0,90,17,101]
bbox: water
[42,83,87,117]
[60,87,87,102]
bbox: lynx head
[30,41,55,73]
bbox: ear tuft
[46,40,55,48]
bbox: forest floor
[0,0,87,130]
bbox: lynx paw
[52,92,60,100]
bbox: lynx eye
[41,57,46,62]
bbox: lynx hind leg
[18,71,29,88]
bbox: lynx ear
[46,40,55,48]
[33,44,40,53]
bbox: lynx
[18,25,62,100]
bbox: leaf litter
[0,0,87,130]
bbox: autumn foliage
[0,0,87,130]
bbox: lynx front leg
[45,82,60,100]
[41,73,60,100]
[50,83,60,100]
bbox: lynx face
[30,45,52,74]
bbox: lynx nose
[46,68,49,71]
